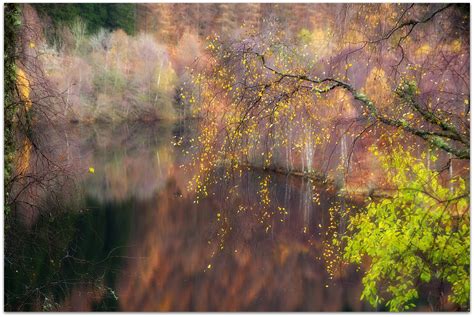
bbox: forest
[3,3,470,312]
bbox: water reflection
[8,121,373,311]
[116,170,368,311]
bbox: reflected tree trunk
[303,178,311,227]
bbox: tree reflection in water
[6,121,416,311]
[116,169,367,311]
[26,121,368,311]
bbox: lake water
[6,121,443,311]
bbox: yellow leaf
[89,167,95,174]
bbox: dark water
[6,121,376,311]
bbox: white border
[1,1,472,316]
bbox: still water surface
[58,121,371,311]
[8,121,375,311]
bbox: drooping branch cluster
[251,50,470,159]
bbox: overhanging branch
[251,50,469,160]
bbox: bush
[341,146,469,311]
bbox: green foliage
[34,4,136,35]
[105,4,136,35]
[341,146,469,311]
